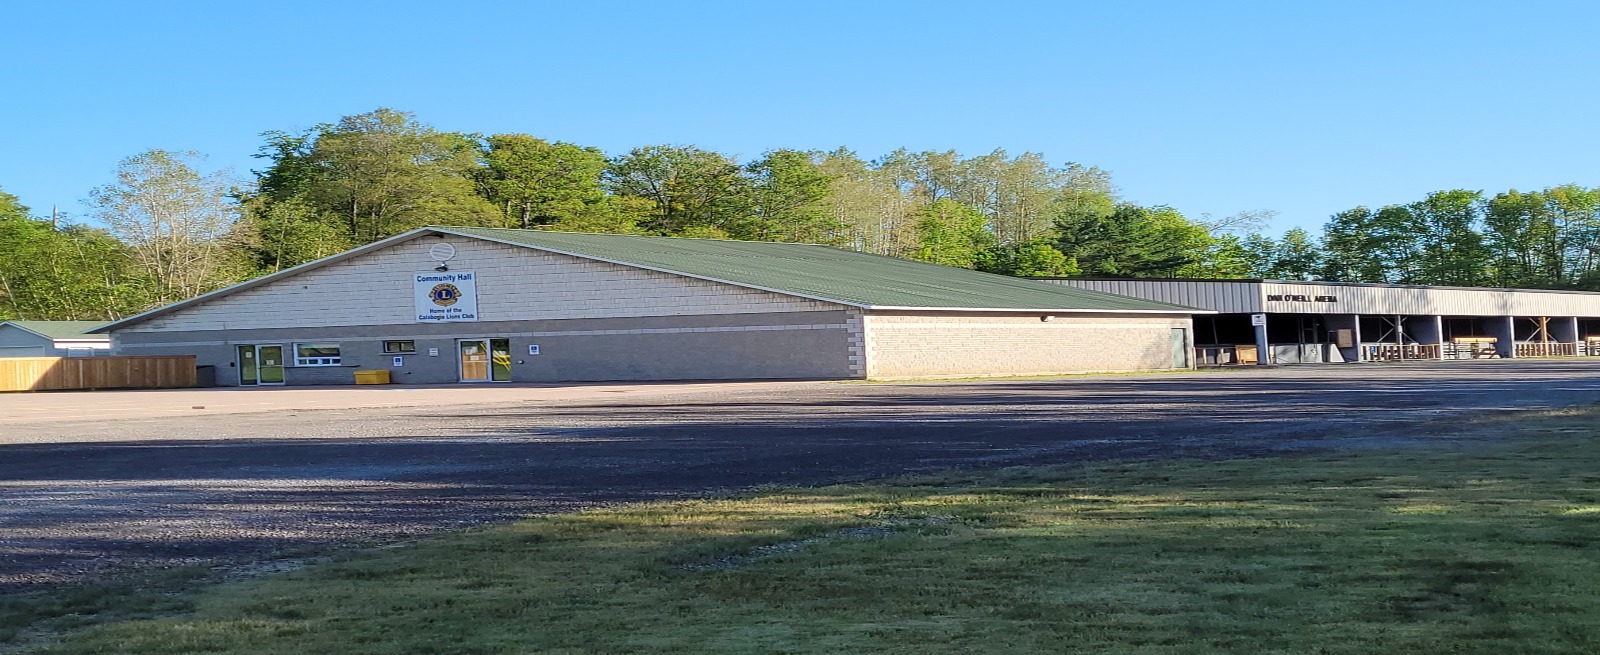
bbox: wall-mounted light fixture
[1041,315,1055,322]
[434,264,449,272]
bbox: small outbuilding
[94,227,1201,385]
[0,321,111,357]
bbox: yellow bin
[354,369,391,385]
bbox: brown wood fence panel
[0,356,197,392]
[1515,342,1579,358]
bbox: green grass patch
[0,567,211,645]
[18,408,1600,654]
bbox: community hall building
[1039,278,1600,365]
[93,227,1201,386]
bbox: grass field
[11,407,1600,654]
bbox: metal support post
[1253,313,1270,366]
[1434,315,1445,360]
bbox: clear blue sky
[3,1,1596,233]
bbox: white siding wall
[1261,282,1600,316]
[126,235,841,332]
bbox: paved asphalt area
[5,359,1600,589]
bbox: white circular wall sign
[428,243,457,262]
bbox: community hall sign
[414,271,479,322]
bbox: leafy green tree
[877,148,962,204]
[235,128,350,272]
[1408,190,1488,286]
[1484,189,1552,287]
[540,196,653,234]
[1269,228,1322,280]
[235,196,353,273]
[745,149,839,243]
[1320,207,1390,282]
[1187,234,1258,278]
[252,128,323,203]
[1054,203,1209,277]
[1543,185,1600,287]
[604,145,750,236]
[0,186,26,222]
[1480,186,1600,289]
[818,148,920,257]
[307,109,500,240]
[1369,205,1427,283]
[1323,193,1488,285]
[0,188,146,320]
[875,149,1114,248]
[977,239,1081,277]
[912,199,994,268]
[957,150,1090,245]
[480,134,608,229]
[87,150,244,304]
[241,109,502,268]
[1239,233,1278,277]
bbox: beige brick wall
[129,234,842,332]
[863,311,1193,378]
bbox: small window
[383,340,416,354]
[294,342,342,366]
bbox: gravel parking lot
[5,359,1600,589]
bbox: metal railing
[1194,345,1239,366]
[1195,344,1331,365]
[1443,342,1499,359]
[1197,340,1596,363]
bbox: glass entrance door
[258,345,285,384]
[489,338,511,382]
[459,340,490,382]
[237,344,285,385]
[459,339,512,382]
[238,345,257,385]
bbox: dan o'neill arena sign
[414,271,479,322]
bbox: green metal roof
[439,227,1197,313]
[2,321,110,339]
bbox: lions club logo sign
[415,272,478,322]
[430,283,461,307]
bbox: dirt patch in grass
[14,407,1600,654]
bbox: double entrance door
[458,338,512,383]
[237,344,285,386]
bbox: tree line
[2,107,1597,321]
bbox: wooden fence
[1365,343,1443,361]
[0,356,196,392]
[1515,342,1578,358]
